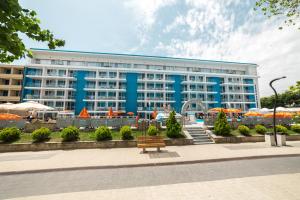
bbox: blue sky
[19,0,300,96]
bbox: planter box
[276,133,286,146]
[207,130,264,143]
[265,133,276,146]
[0,138,193,153]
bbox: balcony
[26,83,41,87]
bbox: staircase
[186,127,214,145]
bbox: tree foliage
[0,0,65,63]
[214,111,231,136]
[261,81,300,108]
[166,111,183,138]
[255,0,300,29]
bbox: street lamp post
[269,76,286,146]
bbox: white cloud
[124,0,176,26]
[124,0,177,47]
[155,1,300,97]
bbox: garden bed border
[0,138,193,153]
[206,130,300,143]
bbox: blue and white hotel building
[22,49,260,116]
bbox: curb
[1,153,300,176]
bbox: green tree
[255,0,300,29]
[260,81,300,108]
[214,111,231,136]
[166,111,183,138]
[0,0,65,63]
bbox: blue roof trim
[30,48,258,66]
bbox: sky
[19,0,300,97]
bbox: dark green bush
[95,126,112,141]
[32,127,51,142]
[255,124,267,134]
[276,125,288,134]
[61,126,79,142]
[238,125,250,136]
[291,124,300,133]
[0,127,21,142]
[147,125,159,136]
[214,111,231,136]
[120,126,133,140]
[166,111,183,138]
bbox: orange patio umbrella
[208,108,225,112]
[107,107,114,118]
[151,109,158,119]
[127,112,134,116]
[244,112,263,117]
[263,112,293,118]
[78,107,90,118]
[0,113,22,120]
[225,108,242,113]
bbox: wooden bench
[137,136,166,153]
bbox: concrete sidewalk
[1,141,300,174]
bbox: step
[193,141,215,145]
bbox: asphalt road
[1,156,300,199]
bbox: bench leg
[143,148,146,153]
[157,147,161,152]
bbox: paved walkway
[7,173,300,200]
[1,141,300,174]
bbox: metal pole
[269,76,286,146]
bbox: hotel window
[108,102,116,107]
[99,72,107,77]
[56,101,64,108]
[98,102,106,107]
[56,91,64,97]
[98,92,106,97]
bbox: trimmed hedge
[238,125,250,136]
[291,124,300,133]
[0,127,21,143]
[147,125,159,136]
[255,124,267,134]
[61,126,80,142]
[120,126,133,140]
[95,126,112,141]
[276,125,288,134]
[32,127,51,142]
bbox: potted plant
[275,125,287,146]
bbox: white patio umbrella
[0,103,15,111]
[11,101,54,111]
[259,108,270,113]
[276,107,288,112]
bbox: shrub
[32,127,51,142]
[120,126,133,140]
[147,125,159,136]
[0,127,21,143]
[214,111,231,136]
[276,125,288,134]
[61,126,79,142]
[291,124,300,133]
[95,126,112,141]
[166,110,183,138]
[255,124,267,134]
[238,125,250,136]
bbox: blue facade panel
[173,75,182,113]
[75,71,87,115]
[125,73,138,114]
[210,77,222,107]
